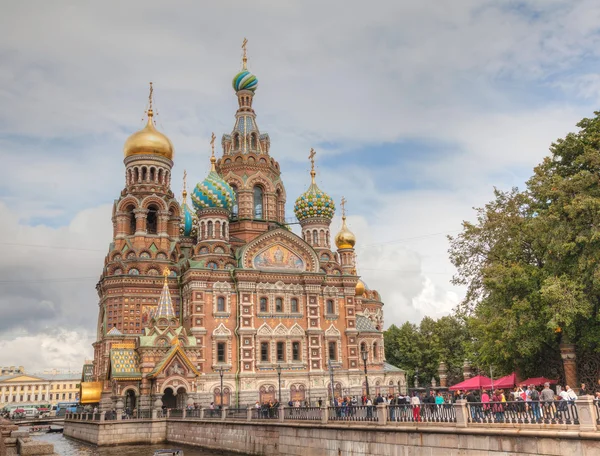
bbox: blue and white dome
[232,70,258,92]
[181,200,194,236]
[191,169,236,212]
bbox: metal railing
[203,409,222,419]
[251,407,279,420]
[283,407,321,421]
[186,409,201,418]
[467,401,579,425]
[388,404,456,423]
[226,408,247,419]
[328,405,378,422]
[170,409,184,418]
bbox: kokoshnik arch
[84,41,406,411]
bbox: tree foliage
[448,112,600,381]
[384,315,469,387]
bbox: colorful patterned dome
[192,169,236,212]
[232,70,258,92]
[294,182,335,221]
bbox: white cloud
[1,0,600,369]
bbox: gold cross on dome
[341,197,347,217]
[309,148,316,169]
[148,82,154,110]
[210,132,216,157]
[242,38,248,70]
[183,170,187,191]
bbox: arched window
[291,298,299,313]
[222,222,227,238]
[253,186,263,219]
[326,300,334,315]
[141,167,147,182]
[146,204,158,234]
[230,185,239,218]
[149,167,155,182]
[312,230,318,246]
[217,297,225,312]
[125,204,136,235]
[360,342,367,355]
[275,298,283,313]
[251,134,257,149]
[259,297,268,313]
[207,221,213,238]
[233,133,240,150]
[373,342,378,361]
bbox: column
[134,209,148,235]
[438,361,448,388]
[560,343,577,389]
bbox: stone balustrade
[64,396,600,433]
[0,419,58,456]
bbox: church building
[84,43,405,411]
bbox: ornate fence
[466,401,579,425]
[65,399,600,432]
[328,405,378,422]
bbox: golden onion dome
[355,279,366,297]
[335,215,356,249]
[123,108,174,160]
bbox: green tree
[449,112,600,383]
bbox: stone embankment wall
[64,419,166,446]
[0,419,58,456]
[165,420,600,456]
[64,418,600,455]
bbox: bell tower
[216,39,286,243]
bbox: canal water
[32,432,240,456]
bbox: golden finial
[182,170,188,201]
[341,196,347,219]
[210,132,217,171]
[162,267,170,283]
[242,38,248,70]
[309,148,316,184]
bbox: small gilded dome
[192,167,236,212]
[232,70,258,92]
[355,279,366,297]
[335,216,356,249]
[294,182,335,222]
[124,109,174,160]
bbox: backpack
[530,390,539,401]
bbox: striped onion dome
[191,169,236,212]
[232,70,258,92]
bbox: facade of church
[87,49,405,411]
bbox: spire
[155,268,176,319]
[210,132,216,172]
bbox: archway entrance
[162,387,176,409]
[125,389,136,411]
[175,387,187,409]
[290,384,306,403]
[259,385,276,404]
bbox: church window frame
[328,341,337,361]
[146,204,158,235]
[207,221,214,238]
[217,296,226,313]
[275,297,283,313]
[326,299,335,315]
[259,297,268,313]
[217,342,226,363]
[291,298,299,313]
[260,342,269,362]
[292,341,301,361]
[230,184,239,218]
[312,230,318,246]
[276,341,285,362]
[253,185,264,219]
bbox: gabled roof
[147,342,200,379]
[107,326,123,336]
[356,315,378,332]
[0,374,47,383]
[383,362,404,373]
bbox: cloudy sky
[1,0,599,372]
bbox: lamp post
[361,347,370,399]
[217,367,224,410]
[328,359,335,407]
[276,364,282,404]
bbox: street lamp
[276,364,282,404]
[361,347,370,399]
[217,367,224,410]
[328,359,335,407]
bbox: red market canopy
[449,375,492,391]
[518,377,558,387]
[485,373,516,389]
